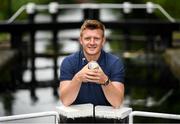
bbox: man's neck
[83,51,101,62]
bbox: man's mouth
[88,47,96,51]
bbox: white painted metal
[7,3,175,23]
[129,111,180,124]
[6,5,26,23]
[0,111,59,124]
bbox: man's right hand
[75,64,90,83]
[75,63,101,83]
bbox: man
[59,20,125,108]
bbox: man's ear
[79,37,83,45]
[102,37,106,45]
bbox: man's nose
[89,38,95,44]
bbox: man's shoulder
[64,51,80,61]
[61,51,80,70]
[103,51,124,68]
[104,51,120,61]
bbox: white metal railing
[1,109,180,123]
[0,111,59,124]
[7,2,175,23]
[129,111,180,124]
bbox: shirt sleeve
[59,57,74,82]
[110,59,125,83]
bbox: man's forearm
[60,75,82,106]
[102,82,124,108]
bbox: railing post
[161,31,173,48]
[10,31,23,89]
[49,2,59,97]
[122,29,132,51]
[10,32,22,49]
[26,3,38,101]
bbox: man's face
[80,29,105,56]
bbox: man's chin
[87,51,97,55]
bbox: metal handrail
[129,111,180,124]
[156,4,175,22]
[7,3,175,23]
[0,111,59,124]
[7,5,26,24]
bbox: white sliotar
[88,61,99,70]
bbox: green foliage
[0,33,10,43]
[96,0,180,19]
[0,0,50,20]
[11,0,50,12]
[0,0,10,19]
[143,0,180,19]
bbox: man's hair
[80,20,105,37]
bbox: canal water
[0,8,180,123]
[124,52,180,123]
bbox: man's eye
[85,38,90,41]
[94,38,100,41]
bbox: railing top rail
[50,3,150,9]
[7,2,175,23]
[129,111,180,124]
[0,111,59,124]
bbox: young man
[59,20,125,108]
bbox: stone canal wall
[164,48,180,81]
[0,43,17,90]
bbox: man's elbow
[112,98,124,108]
[61,101,70,107]
[60,98,71,106]
[60,95,72,107]
[112,102,121,108]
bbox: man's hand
[89,67,108,85]
[75,62,108,84]
[75,64,89,83]
[98,68,108,85]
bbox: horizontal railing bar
[27,3,176,22]
[6,3,175,23]
[9,3,160,11]
[33,3,169,12]
[33,53,71,57]
[129,111,180,124]
[0,21,179,32]
[0,111,59,124]
[17,80,57,88]
[35,35,156,42]
[24,66,59,70]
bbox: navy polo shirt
[59,50,125,106]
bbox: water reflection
[0,91,14,116]
[1,51,179,117]
[0,88,61,116]
[123,51,180,123]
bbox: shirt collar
[80,49,105,66]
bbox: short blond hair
[80,20,105,37]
